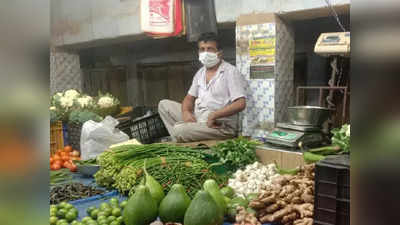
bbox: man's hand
[183,111,196,123]
[207,112,221,128]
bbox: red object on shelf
[142,0,184,38]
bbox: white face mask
[199,52,220,68]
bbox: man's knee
[158,99,171,113]
[171,123,191,142]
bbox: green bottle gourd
[203,179,227,214]
[159,184,191,223]
[184,190,224,225]
[123,185,158,225]
[143,160,165,205]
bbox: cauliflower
[97,96,115,108]
[59,96,74,108]
[49,106,56,111]
[346,125,350,137]
[77,96,93,108]
[64,89,80,99]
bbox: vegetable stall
[49,92,350,225]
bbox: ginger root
[248,200,265,209]
[235,207,261,225]
[294,218,313,225]
[260,205,293,223]
[293,203,314,218]
[253,164,316,225]
[281,212,299,224]
[265,203,280,213]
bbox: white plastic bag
[80,116,129,160]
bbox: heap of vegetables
[50,145,81,172]
[94,143,225,197]
[304,124,350,163]
[248,164,316,225]
[210,137,259,173]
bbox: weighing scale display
[269,130,298,141]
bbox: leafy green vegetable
[331,124,350,153]
[210,137,259,173]
[68,110,103,124]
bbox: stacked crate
[314,155,350,225]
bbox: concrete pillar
[236,13,295,138]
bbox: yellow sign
[249,38,275,57]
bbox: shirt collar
[202,60,226,88]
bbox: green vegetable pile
[94,144,226,197]
[50,169,72,186]
[304,124,350,163]
[210,137,259,173]
[74,158,98,166]
[50,202,79,225]
[69,110,103,124]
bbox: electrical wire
[323,0,347,32]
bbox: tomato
[50,164,56,170]
[61,155,70,162]
[64,146,72,152]
[53,154,61,161]
[69,163,77,172]
[63,161,71,169]
[53,164,61,170]
[50,157,54,164]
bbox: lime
[91,209,99,219]
[111,208,121,217]
[107,216,117,223]
[110,221,120,225]
[50,209,58,217]
[58,202,68,209]
[97,211,107,218]
[116,216,123,223]
[82,216,92,223]
[69,208,79,216]
[97,219,108,225]
[119,200,127,209]
[64,203,74,210]
[56,219,68,225]
[97,215,107,221]
[56,208,67,219]
[71,220,79,225]
[50,216,58,225]
[87,206,96,215]
[66,211,78,222]
[102,208,112,217]
[87,221,99,225]
[99,203,110,210]
[50,205,58,211]
[109,197,119,204]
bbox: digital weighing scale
[265,122,326,149]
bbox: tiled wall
[236,16,294,138]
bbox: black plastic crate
[67,122,82,151]
[314,208,349,225]
[314,155,350,225]
[118,113,169,144]
[316,194,350,214]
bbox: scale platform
[265,123,325,149]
